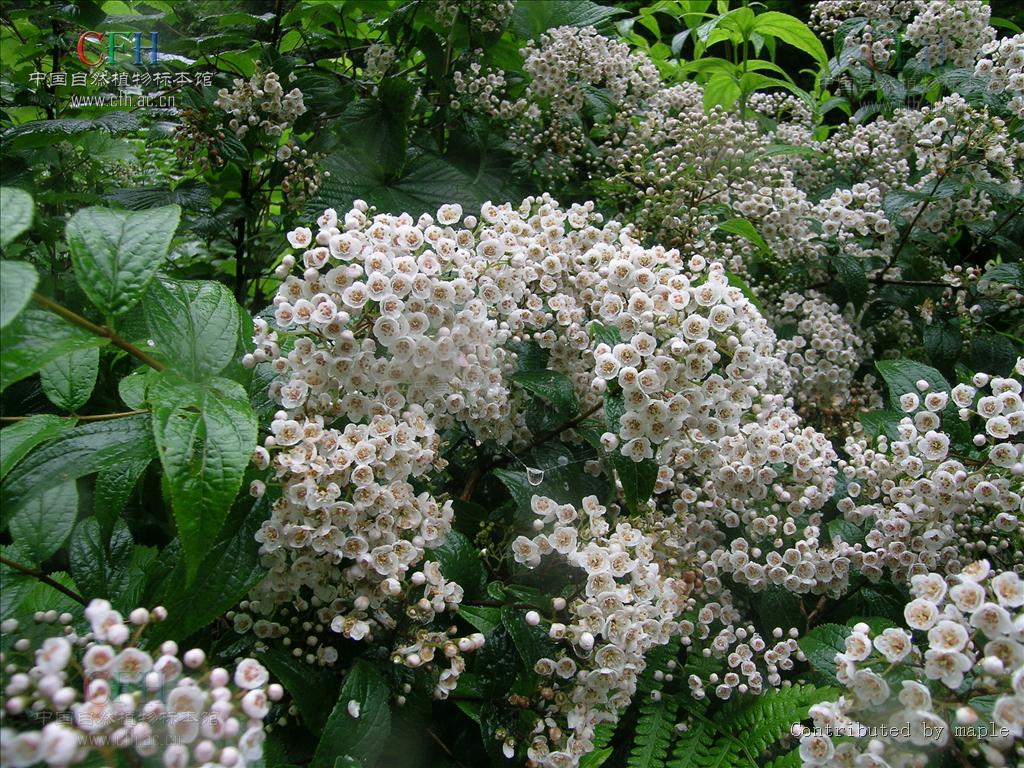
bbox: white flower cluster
[800,561,1024,768]
[0,601,274,768]
[772,291,867,416]
[431,0,515,33]
[206,66,322,204]
[513,495,695,768]
[905,0,995,68]
[976,34,1024,119]
[454,26,659,184]
[363,43,397,80]
[214,69,306,140]
[839,360,1024,582]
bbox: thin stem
[459,400,604,502]
[877,170,951,281]
[0,410,145,424]
[427,728,466,768]
[31,293,165,372]
[0,556,87,606]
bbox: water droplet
[557,455,569,466]
[526,467,545,486]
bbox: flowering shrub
[0,2,1022,768]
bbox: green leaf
[970,333,1018,377]
[1,113,140,148]
[612,454,658,515]
[18,570,81,618]
[146,495,268,643]
[261,648,341,732]
[510,0,626,39]
[703,71,741,110]
[9,482,78,563]
[501,605,557,670]
[311,150,524,220]
[0,261,38,329]
[509,370,579,419]
[588,321,621,346]
[427,530,486,599]
[1,415,155,533]
[0,546,35,619]
[0,188,33,248]
[858,409,903,441]
[334,80,414,179]
[716,217,770,255]
[827,254,868,308]
[66,205,180,317]
[458,605,502,635]
[69,518,140,608]
[0,306,109,392]
[313,661,392,768]
[981,262,1024,290]
[39,347,100,412]
[752,12,828,67]
[923,323,962,373]
[798,623,850,680]
[827,518,865,547]
[0,415,77,481]
[93,457,150,542]
[142,279,242,381]
[149,375,257,581]
[875,359,950,401]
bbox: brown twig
[31,293,165,372]
[0,410,146,424]
[0,556,87,606]
[427,728,466,768]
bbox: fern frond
[728,684,836,757]
[667,685,837,768]
[627,696,679,768]
[638,637,681,694]
[763,746,803,768]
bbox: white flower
[4,731,41,768]
[927,620,969,652]
[112,648,153,684]
[991,571,1024,607]
[38,723,78,766]
[798,734,835,764]
[905,598,940,630]
[993,695,1024,737]
[874,628,913,662]
[971,602,1013,637]
[898,680,932,710]
[35,638,71,674]
[287,227,312,248]
[234,658,270,690]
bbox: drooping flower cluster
[975,33,1024,118]
[0,601,273,768]
[799,561,1024,768]
[430,0,515,33]
[513,495,697,767]
[772,291,869,417]
[453,26,659,184]
[838,360,1024,582]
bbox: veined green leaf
[313,661,392,768]
[0,307,109,392]
[149,375,257,581]
[66,204,181,317]
[40,347,100,412]
[0,188,33,248]
[0,261,38,329]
